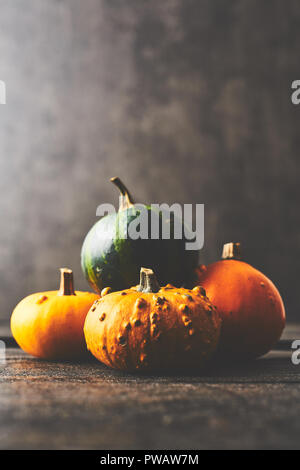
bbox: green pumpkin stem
[137,267,160,293]
[222,242,241,260]
[110,177,134,210]
[58,268,76,296]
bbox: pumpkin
[81,177,198,294]
[11,268,99,360]
[84,267,222,371]
[195,242,286,359]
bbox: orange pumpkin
[195,242,286,359]
[11,268,99,360]
[84,267,222,371]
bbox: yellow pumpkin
[84,267,222,371]
[11,268,99,359]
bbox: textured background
[0,0,299,323]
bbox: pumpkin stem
[58,268,76,296]
[137,267,160,293]
[222,242,241,260]
[110,177,134,210]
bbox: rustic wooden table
[0,324,299,450]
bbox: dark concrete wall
[0,0,299,322]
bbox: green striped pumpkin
[81,177,198,294]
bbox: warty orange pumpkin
[84,267,222,371]
[195,242,286,359]
[11,268,99,360]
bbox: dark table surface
[1,324,300,450]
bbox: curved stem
[137,267,160,293]
[222,242,241,260]
[110,177,134,210]
[58,268,76,296]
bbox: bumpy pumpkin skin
[84,269,222,372]
[11,271,99,360]
[196,248,285,359]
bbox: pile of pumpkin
[11,178,285,371]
